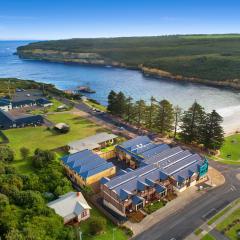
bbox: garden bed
[143,200,166,214]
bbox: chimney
[77,192,81,197]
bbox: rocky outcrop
[140,65,240,90]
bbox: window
[81,210,88,218]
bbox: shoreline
[15,54,240,136]
[17,49,240,92]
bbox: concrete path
[125,186,204,236]
[185,199,240,240]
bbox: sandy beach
[217,105,240,136]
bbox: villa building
[47,192,91,224]
[101,136,208,216]
[0,110,43,129]
[67,132,118,154]
[0,89,53,111]
[61,149,116,191]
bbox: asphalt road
[59,97,240,240]
[133,161,240,240]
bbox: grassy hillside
[17,34,240,85]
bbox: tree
[135,99,146,128]
[146,96,158,130]
[125,96,133,122]
[0,146,14,163]
[107,90,117,114]
[116,91,126,117]
[32,149,55,169]
[202,110,224,150]
[173,105,182,139]
[88,217,107,235]
[180,102,206,143]
[155,100,174,134]
[20,147,30,159]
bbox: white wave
[217,105,240,118]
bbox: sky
[0,0,240,40]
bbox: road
[58,97,240,240]
[133,161,240,240]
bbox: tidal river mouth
[0,41,240,134]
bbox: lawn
[216,207,240,240]
[201,233,216,240]
[30,98,64,114]
[219,134,240,163]
[4,112,105,172]
[80,206,128,240]
[84,100,107,112]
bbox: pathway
[185,199,240,240]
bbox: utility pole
[112,228,116,240]
[78,228,82,240]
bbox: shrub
[0,146,14,163]
[20,147,30,160]
[88,217,106,235]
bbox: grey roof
[68,132,118,153]
[0,109,43,129]
[47,192,91,220]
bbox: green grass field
[216,207,240,240]
[201,233,216,240]
[4,112,104,172]
[217,134,240,164]
[80,206,128,240]
[30,98,63,114]
[84,100,107,112]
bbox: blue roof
[36,98,52,105]
[80,162,114,179]
[132,195,144,205]
[62,150,115,180]
[61,149,93,164]
[141,144,170,158]
[103,135,206,199]
[119,189,132,201]
[0,98,11,106]
[156,184,166,193]
[120,136,151,151]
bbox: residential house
[68,132,118,154]
[62,150,116,191]
[0,110,43,129]
[0,99,12,111]
[47,192,91,224]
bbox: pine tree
[180,102,206,143]
[173,105,182,139]
[107,90,117,114]
[116,91,126,117]
[202,110,224,150]
[155,99,174,134]
[146,96,158,130]
[135,99,147,128]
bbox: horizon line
[1,33,240,41]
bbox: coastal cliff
[17,35,240,90]
[17,48,127,67]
